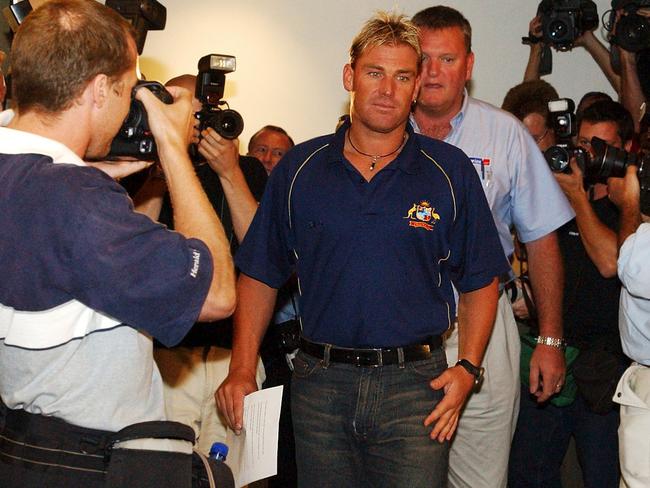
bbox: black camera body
[108,81,173,160]
[194,54,244,140]
[537,0,599,50]
[609,0,650,52]
[544,98,589,172]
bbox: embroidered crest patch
[404,200,440,231]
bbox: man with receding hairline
[149,73,267,456]
[411,6,574,488]
[248,125,294,174]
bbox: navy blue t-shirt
[236,122,509,347]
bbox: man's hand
[216,367,259,435]
[86,159,153,180]
[529,15,543,41]
[554,159,586,202]
[136,85,194,153]
[608,164,640,210]
[198,128,240,178]
[425,365,475,443]
[529,345,565,403]
[574,28,596,48]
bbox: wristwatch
[536,335,567,350]
[456,358,485,389]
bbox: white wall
[140,0,617,147]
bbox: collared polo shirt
[236,121,509,348]
[411,91,574,259]
[0,127,213,430]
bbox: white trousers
[154,346,265,455]
[446,293,521,488]
[614,364,650,488]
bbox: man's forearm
[523,44,543,82]
[620,50,645,132]
[219,164,260,243]
[526,232,563,338]
[618,204,642,250]
[457,278,499,366]
[132,173,167,220]
[230,274,279,374]
[159,141,236,319]
[582,34,621,93]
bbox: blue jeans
[508,385,620,488]
[291,347,449,488]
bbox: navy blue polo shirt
[0,132,213,349]
[236,121,509,348]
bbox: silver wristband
[536,335,566,350]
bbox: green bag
[519,332,580,407]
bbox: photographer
[0,1,236,486]
[509,100,633,488]
[139,74,268,456]
[502,79,559,151]
[608,164,650,488]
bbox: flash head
[548,98,575,113]
[198,54,236,74]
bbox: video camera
[194,54,244,140]
[608,0,650,52]
[536,0,599,50]
[544,97,650,213]
[107,81,173,160]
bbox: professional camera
[194,54,244,140]
[544,98,588,172]
[107,81,173,159]
[543,97,650,213]
[585,137,650,213]
[537,0,599,50]
[608,0,650,52]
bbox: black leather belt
[299,336,442,367]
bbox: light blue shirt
[411,91,574,260]
[618,223,650,366]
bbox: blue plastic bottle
[209,442,229,462]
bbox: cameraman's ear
[88,74,109,109]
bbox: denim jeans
[508,385,620,488]
[291,347,449,488]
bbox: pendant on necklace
[369,156,380,171]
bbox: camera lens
[544,145,571,173]
[586,137,629,182]
[615,13,650,52]
[548,19,569,41]
[214,109,244,140]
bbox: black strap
[110,421,195,446]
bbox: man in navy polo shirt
[217,11,509,488]
[0,1,235,486]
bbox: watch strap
[456,358,483,382]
